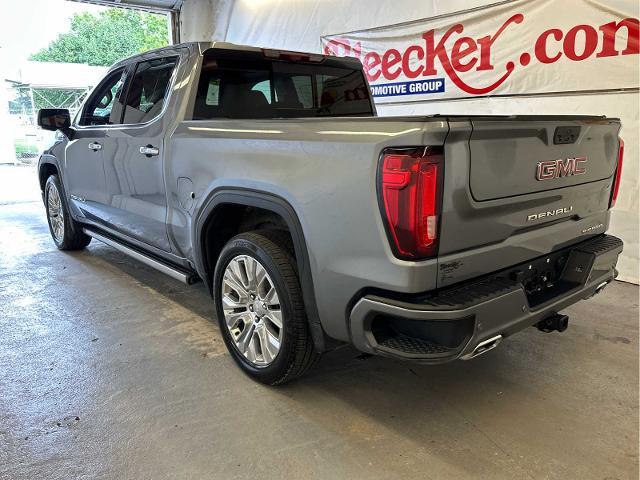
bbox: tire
[213,231,318,385]
[44,175,91,251]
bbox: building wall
[180,0,639,283]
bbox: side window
[122,56,178,125]
[79,68,127,126]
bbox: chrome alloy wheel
[221,255,283,366]
[47,183,65,242]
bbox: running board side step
[83,228,199,285]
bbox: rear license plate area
[505,247,592,308]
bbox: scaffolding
[6,61,107,122]
[8,82,92,121]
[4,61,107,163]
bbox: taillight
[378,147,443,259]
[610,137,624,207]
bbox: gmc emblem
[536,157,587,181]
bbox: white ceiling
[67,0,183,12]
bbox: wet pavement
[0,172,638,479]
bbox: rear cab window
[192,49,373,119]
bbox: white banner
[321,0,639,103]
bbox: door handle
[139,145,160,157]
[88,142,102,151]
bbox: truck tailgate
[437,116,621,288]
[469,119,619,201]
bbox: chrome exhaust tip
[461,335,503,360]
[594,281,609,295]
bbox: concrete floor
[0,165,638,480]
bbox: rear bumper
[349,234,623,363]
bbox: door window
[79,68,127,126]
[122,56,178,125]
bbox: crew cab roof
[108,41,361,72]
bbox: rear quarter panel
[167,117,449,341]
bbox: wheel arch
[38,155,61,192]
[193,188,328,351]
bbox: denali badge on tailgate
[527,206,573,222]
[536,157,587,181]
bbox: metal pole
[28,86,37,126]
[169,10,180,44]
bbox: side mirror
[37,108,71,131]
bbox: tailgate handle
[554,126,580,145]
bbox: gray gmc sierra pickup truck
[37,42,624,384]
